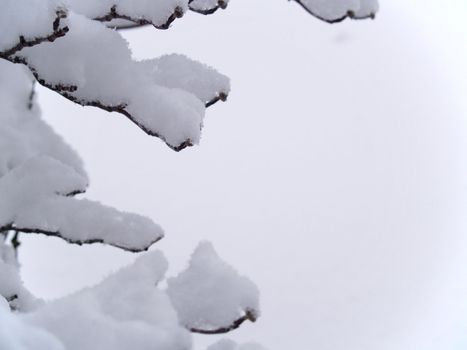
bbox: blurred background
[19,1,467,349]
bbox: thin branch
[189,309,257,335]
[94,5,184,30]
[206,92,228,108]
[292,0,376,24]
[0,9,68,59]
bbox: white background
[19,1,467,349]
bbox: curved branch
[189,309,257,335]
[293,0,376,23]
[0,224,162,253]
[0,9,68,59]
[10,56,193,152]
[94,5,184,30]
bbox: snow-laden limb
[167,242,260,334]
[189,0,229,15]
[0,0,68,59]
[23,251,192,350]
[293,0,379,23]
[207,339,267,350]
[0,299,64,350]
[0,241,39,311]
[139,54,230,108]
[0,156,164,252]
[65,0,188,30]
[14,13,223,151]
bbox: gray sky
[19,1,467,349]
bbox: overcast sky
[18,1,467,349]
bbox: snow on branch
[0,8,68,60]
[0,156,163,253]
[0,240,38,312]
[65,0,188,30]
[0,0,68,56]
[0,62,164,252]
[189,0,229,15]
[23,251,192,350]
[167,242,260,334]
[7,13,229,151]
[293,0,379,23]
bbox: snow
[0,60,85,178]
[0,1,383,349]
[167,242,260,331]
[189,0,229,13]
[18,13,210,150]
[0,305,64,350]
[0,0,65,52]
[0,241,38,311]
[65,0,188,27]
[0,156,164,252]
[296,0,378,21]
[23,250,191,350]
[0,60,163,252]
[140,54,230,106]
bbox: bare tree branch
[189,309,257,335]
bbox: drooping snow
[18,13,208,150]
[0,156,164,252]
[167,242,260,331]
[295,0,379,22]
[23,251,191,350]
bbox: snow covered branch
[0,61,164,252]
[292,0,379,23]
[190,309,257,334]
[189,0,229,15]
[168,242,260,335]
[85,4,185,30]
[0,9,68,60]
